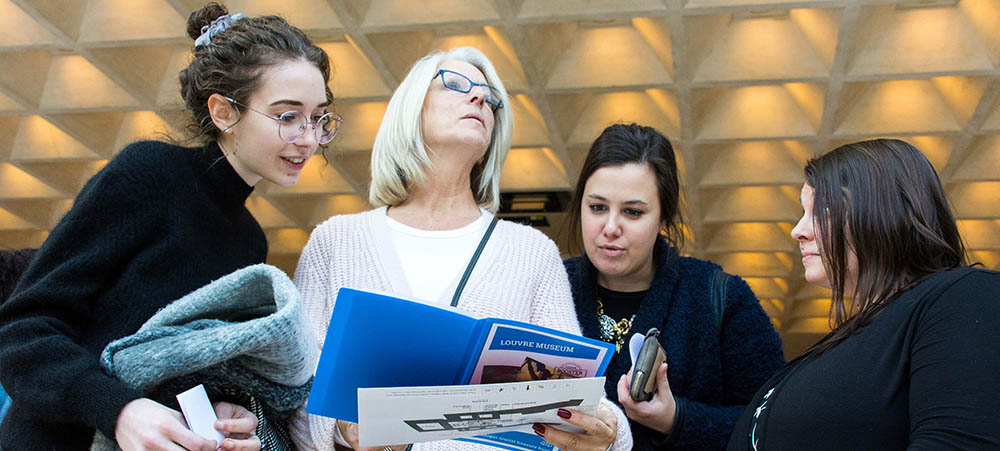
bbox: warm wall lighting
[835,80,961,135]
[264,228,311,254]
[41,56,139,110]
[332,101,388,151]
[930,76,987,125]
[707,222,796,252]
[0,207,36,230]
[787,316,833,334]
[791,298,832,318]
[318,42,392,99]
[483,26,525,78]
[0,163,63,199]
[362,0,498,27]
[510,95,551,147]
[744,277,790,298]
[114,111,174,151]
[547,26,671,89]
[949,182,1000,218]
[969,250,1000,269]
[500,148,570,191]
[712,251,796,277]
[565,91,680,146]
[700,141,807,186]
[13,115,99,161]
[225,0,341,30]
[645,89,681,133]
[631,17,674,78]
[788,8,839,67]
[78,0,185,43]
[312,194,370,223]
[0,1,57,48]
[956,219,1000,249]
[245,197,297,229]
[696,85,820,140]
[849,4,991,75]
[703,186,800,223]
[694,15,828,82]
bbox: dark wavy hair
[565,123,684,254]
[178,3,332,146]
[805,138,966,354]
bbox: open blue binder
[307,287,614,424]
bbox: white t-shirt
[383,207,491,304]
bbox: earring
[222,126,232,134]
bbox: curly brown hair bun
[178,3,332,145]
[186,2,228,40]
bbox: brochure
[357,377,606,448]
[306,287,615,448]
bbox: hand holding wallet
[629,328,666,402]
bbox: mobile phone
[629,328,666,402]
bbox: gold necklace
[596,296,634,353]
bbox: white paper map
[357,377,606,447]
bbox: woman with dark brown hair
[0,3,338,450]
[563,123,785,450]
[728,138,1000,449]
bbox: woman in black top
[0,3,339,450]
[728,139,1000,450]
[562,123,785,450]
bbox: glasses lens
[317,113,341,145]
[441,71,471,92]
[485,87,503,109]
[277,111,306,143]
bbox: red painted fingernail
[557,408,571,419]
[533,423,546,435]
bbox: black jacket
[565,238,785,450]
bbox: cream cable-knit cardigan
[289,207,633,451]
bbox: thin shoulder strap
[710,268,730,334]
[450,215,500,308]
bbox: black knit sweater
[0,140,266,449]
[565,238,785,451]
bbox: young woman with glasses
[0,3,338,450]
[289,47,633,451]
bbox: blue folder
[307,287,613,424]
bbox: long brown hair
[565,123,684,255]
[805,138,966,354]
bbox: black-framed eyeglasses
[433,69,504,111]
[224,96,343,145]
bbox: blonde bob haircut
[369,46,513,213]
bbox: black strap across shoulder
[710,268,730,334]
[450,215,500,308]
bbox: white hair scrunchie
[194,13,246,48]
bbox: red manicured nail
[557,408,571,419]
[533,423,546,435]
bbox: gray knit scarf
[91,264,316,451]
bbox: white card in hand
[628,332,645,369]
[176,384,225,447]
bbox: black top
[728,266,1000,451]
[0,140,266,449]
[597,285,647,325]
[566,238,785,451]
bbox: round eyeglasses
[224,96,343,145]
[433,70,504,111]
